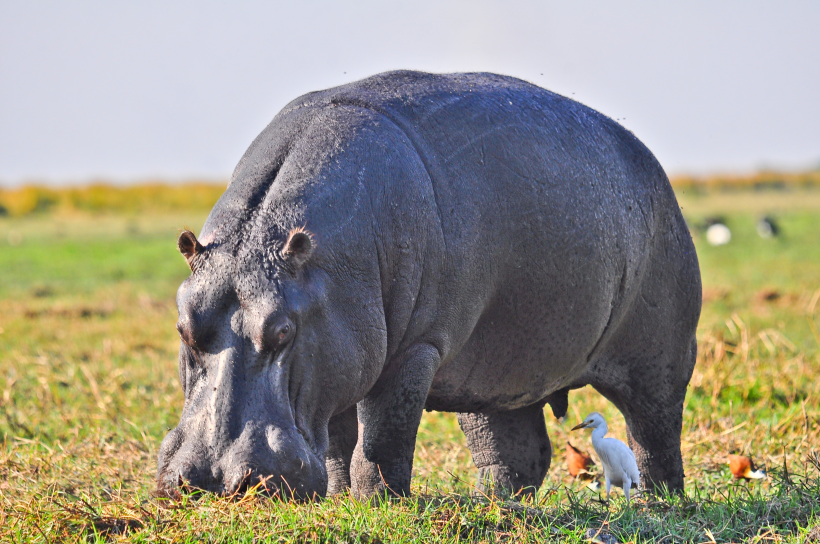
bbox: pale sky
[1,1,818,186]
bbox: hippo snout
[157,422,328,500]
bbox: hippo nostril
[176,474,190,495]
[178,471,200,496]
[225,469,253,498]
[224,469,285,500]
[155,471,182,500]
[170,463,225,497]
[178,463,198,491]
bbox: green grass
[1,185,820,542]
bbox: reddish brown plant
[566,441,595,477]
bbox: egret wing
[612,439,641,485]
[594,439,619,484]
[595,438,639,488]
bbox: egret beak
[571,421,589,431]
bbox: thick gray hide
[157,71,701,500]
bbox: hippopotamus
[156,70,701,500]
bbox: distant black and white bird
[702,216,731,246]
[756,216,779,238]
[572,412,640,503]
[706,223,731,246]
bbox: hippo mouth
[156,340,329,500]
[156,420,328,500]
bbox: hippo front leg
[350,343,440,500]
[325,405,358,495]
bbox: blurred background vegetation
[2,170,819,217]
[0,182,226,217]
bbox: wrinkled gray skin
[157,71,701,500]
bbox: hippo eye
[264,316,295,352]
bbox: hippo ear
[178,230,203,269]
[282,228,314,269]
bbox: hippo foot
[475,465,542,499]
[349,450,412,501]
[626,439,685,495]
[458,404,552,499]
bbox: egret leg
[605,476,611,501]
[458,402,551,499]
[623,476,631,504]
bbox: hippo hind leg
[584,249,699,493]
[588,336,696,494]
[325,405,358,496]
[627,337,697,493]
[457,402,551,498]
[582,208,700,493]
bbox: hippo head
[156,221,385,499]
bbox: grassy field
[1,182,819,542]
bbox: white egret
[572,412,641,503]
